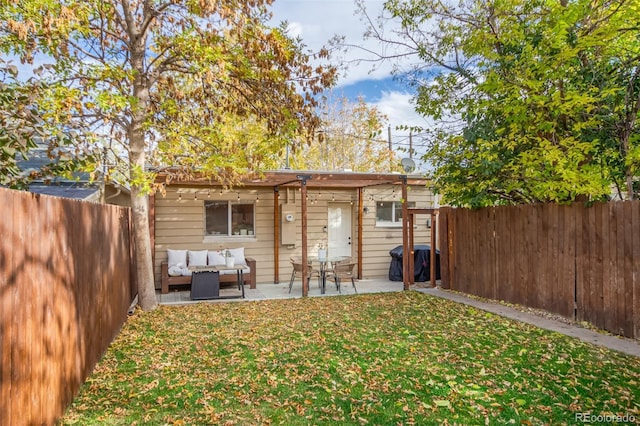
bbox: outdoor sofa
[160,248,256,294]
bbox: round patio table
[308,255,347,294]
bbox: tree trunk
[129,27,157,311]
[130,186,157,310]
[625,174,634,201]
[129,116,157,310]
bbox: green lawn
[60,291,640,425]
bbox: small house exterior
[151,170,436,289]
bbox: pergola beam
[156,170,427,189]
[401,177,410,290]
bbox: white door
[328,203,352,258]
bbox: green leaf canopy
[377,0,640,206]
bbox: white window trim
[203,200,256,239]
[375,201,415,228]
[203,235,256,244]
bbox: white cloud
[271,0,393,87]
[284,21,304,39]
[374,91,421,128]
[372,90,435,172]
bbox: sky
[269,0,432,170]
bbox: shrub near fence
[439,201,640,339]
[0,188,136,425]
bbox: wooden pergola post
[299,175,310,296]
[408,212,415,286]
[401,176,410,290]
[273,186,280,283]
[357,187,363,279]
[405,208,439,288]
[430,210,437,288]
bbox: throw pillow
[207,250,226,266]
[167,249,187,268]
[228,247,246,265]
[188,250,208,267]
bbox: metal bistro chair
[324,257,350,289]
[327,261,357,294]
[289,256,321,293]
[331,257,351,267]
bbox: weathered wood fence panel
[439,201,640,339]
[0,188,136,425]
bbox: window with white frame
[375,201,415,226]
[205,201,255,236]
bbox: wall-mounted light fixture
[426,217,432,229]
[363,206,370,214]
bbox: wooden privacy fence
[0,188,136,425]
[439,201,640,339]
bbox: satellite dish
[401,157,416,173]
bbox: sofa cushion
[207,250,226,266]
[188,250,208,267]
[168,265,184,277]
[228,247,246,265]
[167,249,187,268]
[218,265,250,275]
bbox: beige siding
[154,187,277,287]
[277,189,356,272]
[153,183,436,288]
[360,185,436,279]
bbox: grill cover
[388,245,441,282]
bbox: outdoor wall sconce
[363,206,370,214]
[426,217,432,229]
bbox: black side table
[190,270,220,300]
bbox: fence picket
[441,201,640,339]
[0,188,135,425]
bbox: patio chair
[289,256,321,293]
[331,257,351,267]
[326,261,357,294]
